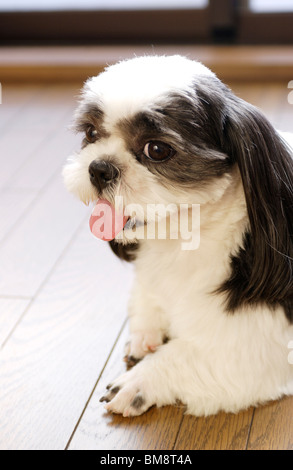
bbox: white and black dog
[63,55,293,417]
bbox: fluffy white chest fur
[63,55,293,417]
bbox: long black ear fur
[219,89,293,322]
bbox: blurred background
[0,0,292,451]
[1,0,293,83]
[1,0,293,44]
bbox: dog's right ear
[220,92,293,322]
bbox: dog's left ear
[221,91,293,321]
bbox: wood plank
[0,298,30,348]
[247,396,293,450]
[0,128,53,188]
[0,189,37,242]
[0,85,79,189]
[174,408,254,450]
[2,85,77,131]
[7,123,80,191]
[0,128,79,241]
[0,84,43,131]
[0,173,86,297]
[0,224,133,450]
[68,325,185,451]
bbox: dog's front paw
[124,329,164,367]
[100,369,154,417]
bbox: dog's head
[63,56,234,238]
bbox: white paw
[100,368,154,417]
[124,329,164,366]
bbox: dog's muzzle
[89,160,119,192]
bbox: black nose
[89,161,119,192]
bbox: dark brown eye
[85,125,98,143]
[143,141,175,162]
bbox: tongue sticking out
[89,199,128,241]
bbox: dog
[63,55,293,417]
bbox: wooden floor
[0,80,292,450]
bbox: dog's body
[63,56,293,417]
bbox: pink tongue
[89,199,128,241]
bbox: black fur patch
[130,395,145,410]
[117,90,232,191]
[210,80,293,323]
[73,101,110,146]
[108,240,139,262]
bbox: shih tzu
[63,55,293,417]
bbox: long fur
[63,55,293,417]
[193,77,293,321]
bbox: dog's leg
[101,334,291,417]
[124,281,169,365]
[101,338,222,417]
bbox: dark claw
[123,355,141,369]
[163,335,169,344]
[100,385,120,403]
[100,395,110,403]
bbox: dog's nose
[89,160,119,191]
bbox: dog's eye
[85,125,98,143]
[143,141,175,162]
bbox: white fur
[63,56,293,417]
[86,55,215,130]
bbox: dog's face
[63,55,234,241]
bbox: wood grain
[0,174,86,297]
[0,298,30,347]
[247,397,293,450]
[0,225,133,450]
[68,326,185,451]
[0,84,43,130]
[0,188,37,243]
[174,409,254,450]
[0,84,79,189]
